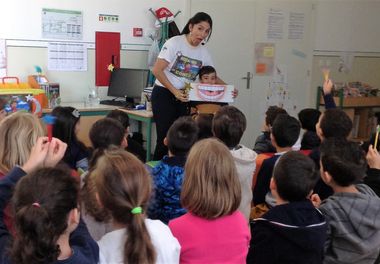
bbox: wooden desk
[119,109,154,161]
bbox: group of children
[0,73,379,263]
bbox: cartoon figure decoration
[3,94,42,115]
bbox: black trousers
[151,85,189,160]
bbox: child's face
[200,72,217,84]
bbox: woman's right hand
[174,90,189,102]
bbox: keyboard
[100,100,127,107]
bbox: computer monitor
[107,68,149,102]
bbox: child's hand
[310,193,321,208]
[44,138,67,167]
[366,145,380,169]
[21,137,50,173]
[232,88,239,98]
[323,79,334,95]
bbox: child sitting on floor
[317,138,380,264]
[148,116,198,224]
[247,151,326,264]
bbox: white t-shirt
[97,219,180,264]
[155,35,214,90]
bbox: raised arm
[322,79,336,109]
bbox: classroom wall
[2,0,188,102]
[7,47,148,101]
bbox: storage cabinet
[316,86,380,141]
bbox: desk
[119,109,154,161]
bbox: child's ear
[320,170,332,185]
[67,207,80,233]
[95,192,103,207]
[269,177,277,191]
[121,136,128,148]
[163,137,168,146]
[270,132,277,146]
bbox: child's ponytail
[124,208,156,263]
[94,148,156,264]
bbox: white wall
[2,0,187,102]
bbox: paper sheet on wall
[255,43,275,75]
[0,39,6,78]
[288,12,305,40]
[48,42,87,71]
[42,8,83,40]
[267,8,285,40]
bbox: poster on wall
[42,8,83,40]
[48,42,87,71]
[0,39,6,78]
[255,42,275,76]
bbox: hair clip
[32,202,41,208]
[131,206,143,215]
[72,109,80,118]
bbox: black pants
[151,85,189,160]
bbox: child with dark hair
[310,107,353,200]
[247,151,326,264]
[190,65,228,116]
[148,116,199,224]
[94,148,180,263]
[317,138,380,264]
[81,117,128,240]
[52,106,89,171]
[213,106,257,221]
[89,117,127,150]
[253,105,287,154]
[298,108,321,150]
[0,137,99,264]
[252,113,301,206]
[194,113,214,140]
[106,109,146,162]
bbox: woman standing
[151,12,224,160]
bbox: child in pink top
[169,138,250,263]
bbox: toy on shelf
[28,68,60,108]
[0,76,44,116]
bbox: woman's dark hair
[93,148,156,264]
[181,12,213,42]
[11,167,78,264]
[51,106,88,167]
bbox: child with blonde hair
[169,138,250,263]
[0,137,99,264]
[93,148,180,264]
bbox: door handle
[242,72,253,89]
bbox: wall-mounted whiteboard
[1,0,187,47]
[314,1,380,52]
